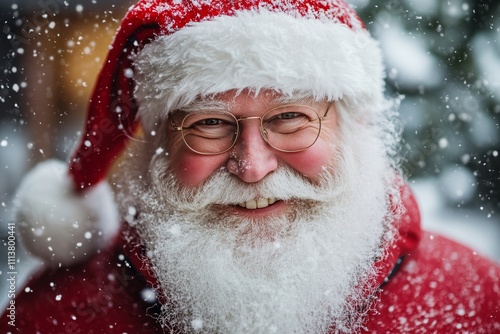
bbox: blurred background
[352,0,500,263]
[0,0,499,302]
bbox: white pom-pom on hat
[13,159,119,266]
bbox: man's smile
[212,199,287,218]
[238,197,277,209]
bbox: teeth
[238,198,277,209]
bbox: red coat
[3,187,500,333]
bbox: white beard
[114,114,398,334]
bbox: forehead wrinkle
[181,98,232,112]
[273,95,317,106]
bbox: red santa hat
[14,0,386,265]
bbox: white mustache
[154,164,345,212]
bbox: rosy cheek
[289,119,340,180]
[280,142,334,180]
[163,132,219,187]
[169,152,226,187]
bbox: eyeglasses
[170,103,331,155]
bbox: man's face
[164,90,339,184]
[116,89,394,333]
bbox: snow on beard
[115,105,397,334]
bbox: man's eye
[277,112,302,120]
[198,118,224,126]
[188,117,235,136]
[272,112,310,123]
[185,117,230,129]
[265,111,312,134]
[181,113,236,137]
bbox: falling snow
[0,1,498,332]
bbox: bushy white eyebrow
[180,99,231,112]
[273,95,317,105]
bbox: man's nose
[226,122,278,183]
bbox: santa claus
[3,0,499,333]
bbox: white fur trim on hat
[133,9,386,130]
[13,159,119,266]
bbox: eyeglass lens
[179,105,322,154]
